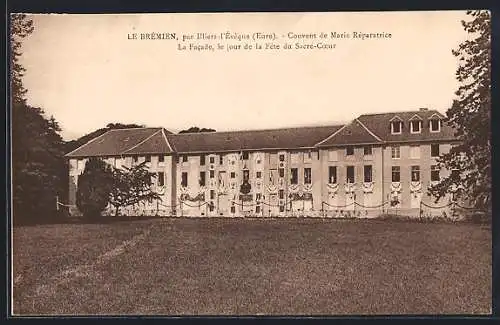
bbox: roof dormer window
[410,120,421,134]
[409,114,423,134]
[391,121,402,134]
[429,113,442,133]
[430,118,441,133]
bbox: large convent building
[66,108,459,218]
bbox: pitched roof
[357,109,456,143]
[65,127,174,158]
[316,118,382,147]
[166,125,344,153]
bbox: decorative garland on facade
[156,185,168,195]
[390,182,402,193]
[267,184,278,193]
[362,182,374,193]
[326,183,339,194]
[289,184,299,193]
[344,183,356,193]
[180,192,205,202]
[303,184,313,193]
[289,192,313,201]
[410,181,422,193]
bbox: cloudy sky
[20,11,470,140]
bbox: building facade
[66,109,460,218]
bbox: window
[431,165,440,181]
[391,146,401,159]
[328,150,338,161]
[290,168,298,184]
[209,170,215,178]
[242,152,249,160]
[304,151,312,161]
[279,154,285,162]
[363,146,372,155]
[210,190,215,200]
[410,120,421,133]
[392,166,400,182]
[199,172,206,186]
[181,172,188,187]
[279,205,285,212]
[431,144,440,157]
[209,156,215,164]
[279,168,285,178]
[256,171,262,178]
[158,172,165,186]
[200,155,206,165]
[411,166,420,182]
[209,202,215,212]
[230,172,235,178]
[158,155,165,163]
[219,155,223,165]
[182,155,188,162]
[346,166,355,183]
[364,165,373,183]
[279,190,284,200]
[346,146,354,156]
[256,193,262,201]
[255,206,261,214]
[409,145,420,159]
[145,155,151,163]
[430,119,441,132]
[256,158,261,164]
[304,168,312,184]
[243,170,249,182]
[133,156,139,163]
[175,156,180,164]
[231,206,236,213]
[328,166,337,184]
[391,121,402,134]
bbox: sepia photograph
[10,10,491,316]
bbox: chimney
[419,107,429,112]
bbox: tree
[11,15,68,224]
[10,13,34,105]
[428,10,491,211]
[108,162,160,216]
[179,127,216,134]
[76,158,114,219]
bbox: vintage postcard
[10,11,491,316]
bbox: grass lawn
[12,218,491,315]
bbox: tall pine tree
[429,11,491,211]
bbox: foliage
[10,13,34,105]
[12,102,67,222]
[428,10,491,211]
[76,158,114,218]
[179,126,216,134]
[108,162,160,216]
[11,15,69,224]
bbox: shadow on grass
[13,211,491,227]
[13,213,165,227]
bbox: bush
[76,158,113,219]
